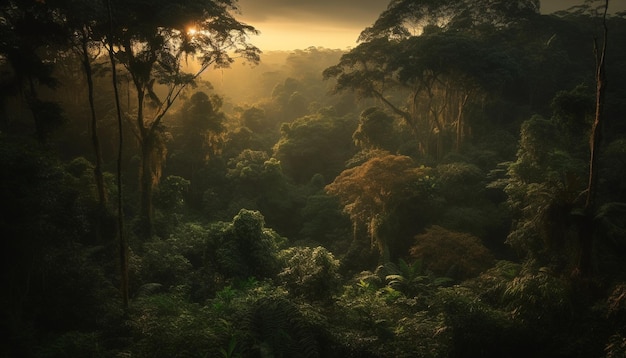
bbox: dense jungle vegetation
[2,0,626,357]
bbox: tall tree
[104,0,129,309]
[109,0,260,239]
[0,0,66,144]
[324,0,530,159]
[59,0,109,209]
[174,91,226,170]
[325,154,433,262]
[357,0,539,42]
[273,108,357,184]
[578,0,609,277]
[352,107,399,152]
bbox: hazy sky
[237,0,624,51]
[237,0,387,50]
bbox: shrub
[435,286,517,358]
[410,226,494,280]
[278,246,341,301]
[215,209,284,280]
[129,289,219,358]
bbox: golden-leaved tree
[326,154,433,262]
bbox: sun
[187,27,197,36]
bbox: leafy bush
[208,281,333,357]
[382,259,452,298]
[155,175,190,211]
[140,239,194,288]
[36,331,107,358]
[215,209,284,280]
[298,194,351,248]
[136,222,219,300]
[435,286,517,358]
[410,226,494,280]
[278,246,341,301]
[502,266,572,325]
[463,260,522,305]
[332,273,448,357]
[435,162,484,204]
[129,289,219,358]
[243,297,325,357]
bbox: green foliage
[224,151,303,236]
[131,281,310,358]
[326,154,435,261]
[509,115,585,184]
[140,239,194,289]
[463,260,522,305]
[36,331,106,358]
[437,205,500,239]
[168,91,227,179]
[600,138,626,202]
[243,297,323,357]
[435,286,517,358]
[358,0,539,42]
[129,289,219,358]
[4,2,626,358]
[278,246,342,301]
[214,209,284,280]
[155,175,190,211]
[0,138,124,356]
[325,3,532,160]
[383,259,452,298]
[492,113,587,264]
[502,266,573,326]
[550,84,594,150]
[298,193,351,247]
[333,273,449,357]
[136,221,219,301]
[353,107,400,151]
[208,281,332,358]
[493,265,609,357]
[410,226,494,280]
[273,110,357,184]
[432,161,505,241]
[226,149,269,185]
[435,162,484,204]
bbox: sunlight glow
[247,22,361,51]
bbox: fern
[219,336,240,358]
[383,259,449,297]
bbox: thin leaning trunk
[106,0,129,309]
[577,0,608,277]
[80,28,107,209]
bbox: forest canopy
[2,0,626,357]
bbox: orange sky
[237,0,386,51]
[236,0,625,51]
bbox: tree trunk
[107,0,129,310]
[26,77,46,145]
[139,133,155,240]
[577,0,608,277]
[80,30,107,209]
[371,216,390,263]
[455,93,470,152]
